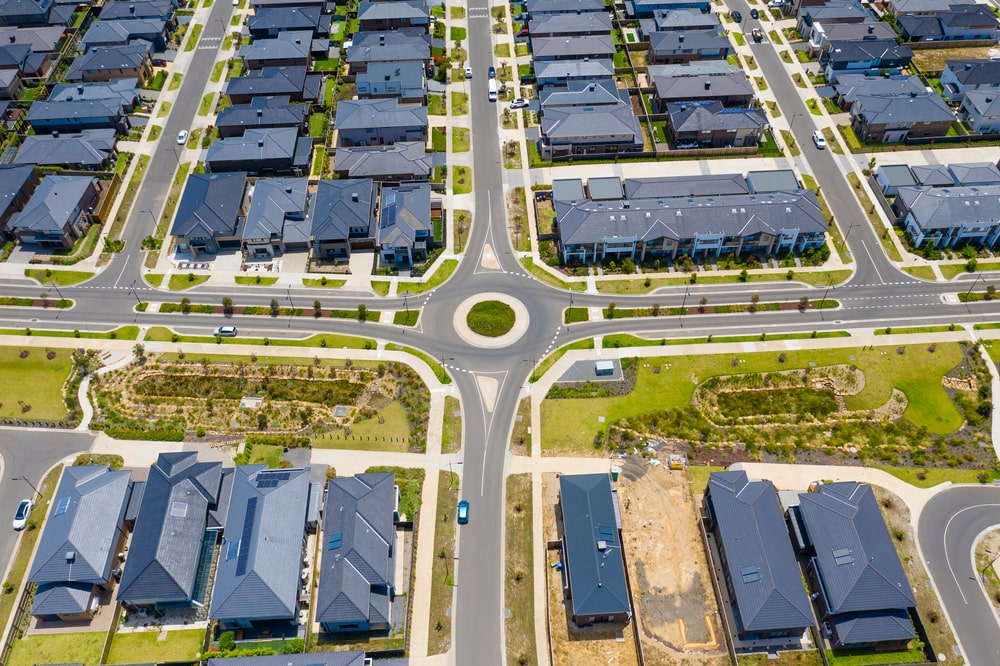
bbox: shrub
[218,632,236,652]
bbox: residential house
[849,89,954,141]
[946,161,1000,185]
[539,99,643,159]
[652,72,755,111]
[250,0,325,10]
[99,0,174,22]
[940,59,1000,102]
[170,171,249,256]
[308,178,376,260]
[873,164,919,195]
[806,21,896,56]
[357,0,428,32]
[704,471,813,643]
[790,483,916,650]
[667,101,767,147]
[626,0,712,19]
[65,42,153,84]
[0,67,19,98]
[558,474,631,626]
[526,0,605,16]
[117,452,229,609]
[897,5,1000,43]
[241,176,309,258]
[912,163,961,186]
[0,40,46,77]
[216,95,307,138]
[226,65,321,104]
[540,79,630,107]
[79,18,169,52]
[205,127,312,175]
[377,182,434,266]
[356,60,426,104]
[896,184,1000,247]
[14,129,118,169]
[0,0,54,27]
[27,98,129,134]
[208,654,367,666]
[535,58,615,89]
[821,39,913,82]
[27,466,133,622]
[529,12,613,38]
[335,98,427,147]
[831,74,926,110]
[317,472,399,633]
[960,89,1000,132]
[210,466,310,630]
[248,6,326,40]
[530,35,616,61]
[0,26,63,74]
[332,142,433,182]
[555,189,827,263]
[624,173,750,198]
[239,31,312,70]
[8,175,100,249]
[345,30,430,74]
[887,0,977,15]
[647,59,741,78]
[49,78,142,114]
[796,2,871,35]
[648,30,731,63]
[0,164,38,241]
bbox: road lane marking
[943,503,1000,604]
[861,241,885,285]
[113,254,130,288]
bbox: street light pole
[47,281,65,304]
[130,279,141,305]
[981,548,1000,583]
[965,271,983,309]
[11,476,41,499]
[680,286,689,327]
[820,280,833,320]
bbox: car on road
[488,66,496,79]
[509,98,528,109]
[457,499,470,524]
[767,0,783,6]
[751,8,759,18]
[812,130,827,149]
[214,325,238,337]
[176,130,188,145]
[752,27,763,41]
[232,0,238,5]
[465,66,473,79]
[731,10,742,21]
[12,499,33,531]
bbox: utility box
[595,360,614,376]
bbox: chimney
[867,25,873,34]
[129,4,135,13]
[285,185,292,193]
[379,34,385,44]
[256,108,263,116]
[679,34,684,42]
[257,138,264,147]
[52,130,59,137]
[78,85,84,93]
[8,34,13,43]
[352,192,359,202]
[965,62,972,70]
[705,80,711,90]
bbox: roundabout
[452,292,530,349]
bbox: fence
[617,535,646,666]
[99,600,124,665]
[0,584,35,666]
[696,514,739,665]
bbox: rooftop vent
[65,550,76,563]
[597,540,608,551]
[352,192,359,201]
[705,80,711,90]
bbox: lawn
[367,466,424,520]
[170,72,184,90]
[168,273,210,290]
[505,474,536,666]
[0,347,74,419]
[826,648,925,666]
[451,92,468,115]
[428,94,445,115]
[7,632,105,666]
[198,92,215,116]
[494,43,510,57]
[427,470,459,655]
[781,129,800,156]
[147,124,162,141]
[24,269,93,286]
[876,466,1000,488]
[0,326,138,340]
[432,126,446,152]
[442,395,462,453]
[302,277,346,288]
[311,401,412,451]
[394,310,419,326]
[234,276,278,286]
[107,628,206,664]
[450,26,467,40]
[597,269,852,293]
[244,443,283,467]
[902,265,936,280]
[452,166,472,194]
[157,101,172,117]
[184,23,203,51]
[410,258,458,293]
[541,343,965,453]
[940,260,1000,280]
[145,328,376,350]
[466,300,515,336]
[453,126,470,152]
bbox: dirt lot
[542,473,640,666]
[911,46,1000,73]
[976,530,1000,615]
[617,458,730,666]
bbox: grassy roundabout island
[466,300,516,337]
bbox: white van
[488,78,498,102]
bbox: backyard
[7,633,105,666]
[107,628,206,663]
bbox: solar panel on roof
[226,539,240,560]
[235,496,257,576]
[55,497,71,515]
[740,565,761,583]
[170,501,188,517]
[328,532,343,550]
[833,547,855,566]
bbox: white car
[509,98,528,109]
[465,66,473,79]
[767,0,784,6]
[812,130,827,149]
[12,499,33,531]
[177,130,188,145]
[232,0,238,5]
[214,325,238,337]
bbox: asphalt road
[0,431,95,580]
[918,487,1000,666]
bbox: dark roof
[210,466,310,623]
[653,72,754,101]
[0,26,64,52]
[226,66,307,98]
[243,176,309,243]
[624,173,749,198]
[239,31,311,63]
[216,95,307,132]
[525,0,604,14]
[26,97,123,124]
[945,59,1000,86]
[833,74,926,105]
[66,42,151,81]
[317,473,397,627]
[541,102,641,142]
[707,471,813,634]
[532,35,616,60]
[540,80,627,108]
[797,483,915,615]
[49,78,140,111]
[649,30,730,55]
[877,164,918,188]
[529,12,613,35]
[948,162,1000,185]
[851,90,953,125]
[963,89,1000,118]
[667,101,767,133]
[910,163,955,186]
[345,29,430,64]
[825,39,912,64]
[333,142,432,180]
[0,164,37,216]
[897,14,943,37]
[357,0,426,22]
[896,184,1000,230]
[79,18,166,49]
[99,0,173,20]
[170,171,247,239]
[248,6,321,32]
[307,178,376,241]
[9,176,96,233]
[207,653,366,666]
[117,452,224,605]
[29,466,132,586]
[559,474,630,619]
[644,7,720,31]
[536,57,615,81]
[32,582,94,616]
[377,182,431,249]
[204,127,307,169]
[335,97,427,131]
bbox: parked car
[519,75,537,85]
[457,499,470,524]
[509,98,529,109]
[488,66,496,79]
[465,66,473,79]
[812,130,827,149]
[214,325,238,337]
[12,499,33,531]
[768,0,784,6]
[752,28,763,42]
[152,58,167,67]
[750,8,759,19]
[177,130,188,145]
[731,10,742,21]
[516,28,529,37]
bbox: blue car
[457,499,470,524]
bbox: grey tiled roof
[32,582,93,616]
[0,164,35,218]
[357,0,426,21]
[209,466,310,623]
[649,29,729,55]
[79,18,166,49]
[911,163,955,186]
[308,178,375,241]
[14,129,116,167]
[653,72,754,101]
[624,173,749,198]
[333,142,432,180]
[243,176,309,243]
[66,42,151,80]
[215,95,307,132]
[825,39,912,65]
[525,0,604,13]
[851,90,954,125]
[833,74,925,105]
[239,31,311,63]
[377,182,430,248]
[208,653,366,666]
[535,57,614,81]
[668,101,767,132]
[49,78,140,111]
[335,97,427,131]
[707,471,813,634]
[170,171,247,239]
[226,66,307,98]
[99,0,173,20]
[117,452,224,605]
[812,22,895,41]
[964,89,1000,118]
[345,29,430,64]
[797,482,915,615]
[29,466,132,586]
[248,6,321,33]
[891,0,975,12]
[26,97,123,124]
[205,127,301,166]
[9,175,96,233]
[559,474,630,618]
[540,79,627,108]
[896,184,1000,230]
[945,59,1000,86]
[643,7,720,31]
[647,60,740,78]
[0,26,65,52]
[541,103,642,142]
[317,473,397,627]
[531,34,615,60]
[948,162,1000,185]
[530,12,612,35]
